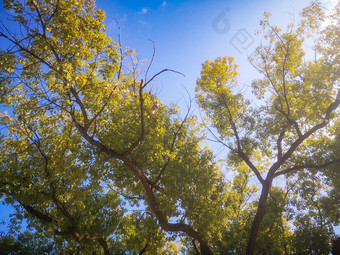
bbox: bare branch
[143,69,185,89]
[145,39,156,82]
[112,18,123,80]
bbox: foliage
[0,0,225,254]
[196,1,340,254]
[0,231,58,255]
[0,0,339,254]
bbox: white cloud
[140,7,149,14]
[161,1,167,7]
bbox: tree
[196,1,340,254]
[0,0,226,254]
[0,0,339,254]
[0,231,58,254]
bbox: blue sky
[0,0,338,237]
[94,0,336,107]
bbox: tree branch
[152,102,191,186]
[138,243,148,255]
[145,39,156,82]
[220,93,264,184]
[269,89,340,177]
[277,129,285,160]
[0,31,56,72]
[19,202,54,223]
[273,159,340,177]
[121,157,212,254]
[143,69,185,89]
[192,239,201,255]
[69,87,89,127]
[122,80,149,155]
[112,18,123,80]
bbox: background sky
[0,0,338,237]
[95,0,336,106]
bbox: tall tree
[196,1,340,254]
[0,0,226,254]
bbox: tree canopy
[0,0,339,254]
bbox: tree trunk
[200,240,214,255]
[245,179,272,255]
